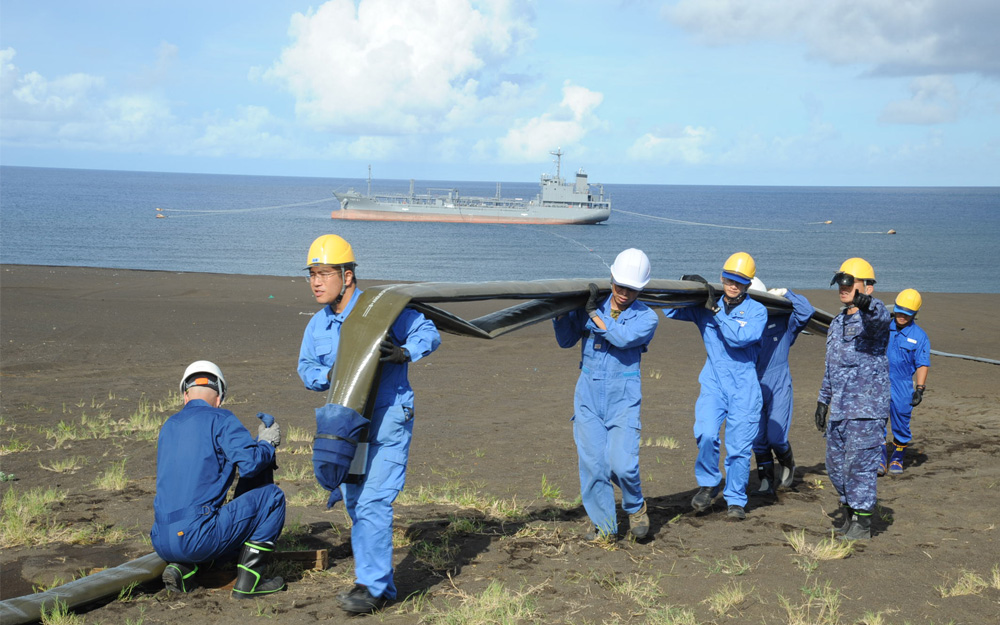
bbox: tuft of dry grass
[422,580,538,625]
[937,569,989,597]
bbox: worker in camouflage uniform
[814,258,890,540]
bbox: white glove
[767,288,788,297]
[257,422,281,448]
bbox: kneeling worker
[151,360,286,598]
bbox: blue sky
[2,0,998,186]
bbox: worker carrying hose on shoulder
[151,360,286,599]
[298,234,440,615]
[748,277,815,496]
[662,252,767,521]
[815,258,891,540]
[554,248,659,542]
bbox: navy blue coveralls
[151,399,285,564]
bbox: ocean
[2,166,998,293]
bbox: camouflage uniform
[819,298,890,512]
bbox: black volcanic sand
[2,265,998,624]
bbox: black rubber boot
[162,562,199,593]
[775,445,796,488]
[339,584,388,614]
[833,504,852,534]
[841,510,873,540]
[753,461,776,496]
[232,540,285,599]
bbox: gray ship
[332,150,610,225]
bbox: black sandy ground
[1,265,998,624]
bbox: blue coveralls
[663,295,767,508]
[151,399,285,565]
[554,298,658,535]
[887,319,931,444]
[753,290,815,456]
[299,288,440,600]
[819,298,890,512]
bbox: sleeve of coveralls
[785,290,816,345]
[297,315,331,392]
[916,330,932,369]
[713,303,767,347]
[818,362,833,405]
[553,309,587,348]
[218,414,276,478]
[392,307,441,363]
[860,297,891,338]
[662,306,698,322]
[598,308,659,350]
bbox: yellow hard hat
[894,288,922,315]
[832,257,876,286]
[722,252,756,284]
[306,234,355,269]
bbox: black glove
[814,401,829,432]
[911,385,925,407]
[851,290,872,311]
[585,283,601,316]
[681,275,719,313]
[379,339,410,364]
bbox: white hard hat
[180,360,227,404]
[749,276,767,292]
[610,248,651,291]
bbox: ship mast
[367,164,372,197]
[550,148,563,181]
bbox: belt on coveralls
[580,366,640,378]
[160,505,215,525]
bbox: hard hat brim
[721,271,751,285]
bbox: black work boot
[775,445,796,488]
[832,504,852,535]
[339,583,387,614]
[691,483,722,512]
[841,510,873,540]
[752,453,776,496]
[232,540,285,599]
[162,562,199,593]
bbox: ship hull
[332,196,609,225]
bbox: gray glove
[257,421,281,448]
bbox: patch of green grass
[593,570,664,608]
[0,470,18,481]
[1,487,68,547]
[39,599,85,624]
[93,459,128,491]
[937,570,989,597]
[446,515,485,536]
[410,536,459,572]
[1,438,32,454]
[643,436,679,449]
[40,456,85,474]
[423,580,537,625]
[703,580,752,616]
[540,474,561,500]
[779,578,842,625]
[287,485,329,508]
[700,554,752,576]
[280,462,313,481]
[397,480,528,520]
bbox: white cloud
[497,81,605,161]
[879,75,960,125]
[627,125,713,164]
[1,48,105,120]
[664,0,1000,78]
[262,0,535,133]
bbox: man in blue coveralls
[554,248,659,541]
[814,258,890,540]
[151,360,286,598]
[299,234,440,614]
[748,278,815,495]
[663,252,767,520]
[884,288,930,475]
